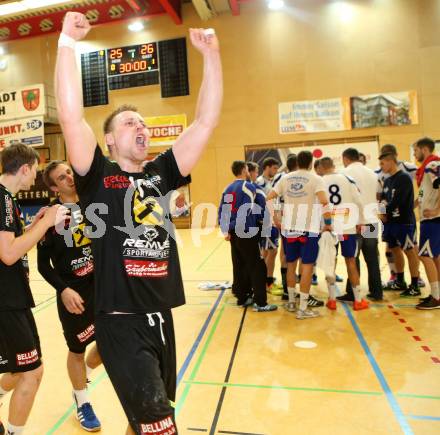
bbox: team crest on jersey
[133,191,164,226]
[291,182,303,191]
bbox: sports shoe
[284,301,296,312]
[0,420,4,435]
[238,296,253,307]
[267,285,284,296]
[335,274,343,283]
[307,294,324,307]
[326,299,337,310]
[400,285,421,298]
[418,277,426,288]
[252,303,278,312]
[366,293,384,302]
[419,295,433,303]
[296,308,320,319]
[353,300,369,311]
[76,402,101,432]
[416,297,440,310]
[336,293,354,302]
[311,274,318,285]
[387,281,407,291]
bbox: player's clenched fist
[62,12,91,41]
[189,28,220,54]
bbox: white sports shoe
[296,308,320,320]
[284,302,297,312]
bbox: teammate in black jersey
[378,152,421,297]
[0,144,67,435]
[55,12,222,435]
[38,161,102,432]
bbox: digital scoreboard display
[107,43,158,76]
[81,38,188,107]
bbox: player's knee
[133,383,171,417]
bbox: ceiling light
[128,21,144,32]
[268,0,284,10]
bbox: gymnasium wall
[1,0,439,218]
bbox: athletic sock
[281,267,288,292]
[327,283,336,300]
[396,272,404,283]
[73,389,89,408]
[411,276,419,287]
[7,423,24,435]
[353,286,362,302]
[287,286,296,303]
[299,292,309,311]
[385,251,396,274]
[432,282,440,300]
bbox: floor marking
[209,307,247,434]
[294,340,317,349]
[187,428,208,432]
[196,240,224,271]
[175,302,227,416]
[183,380,382,396]
[218,431,266,435]
[340,303,413,435]
[177,290,225,386]
[387,305,440,365]
[406,415,440,421]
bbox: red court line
[387,304,439,366]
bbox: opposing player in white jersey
[319,157,368,310]
[413,137,440,310]
[267,151,331,319]
[375,143,421,289]
[256,157,283,295]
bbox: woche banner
[145,114,187,146]
[279,97,351,134]
[0,116,44,151]
[0,84,45,121]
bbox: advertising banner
[145,114,187,147]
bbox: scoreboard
[81,38,189,107]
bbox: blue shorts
[282,233,320,264]
[419,220,440,257]
[260,226,279,250]
[382,223,416,250]
[339,234,358,258]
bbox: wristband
[58,33,76,49]
[324,218,332,226]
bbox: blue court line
[406,415,440,422]
[341,303,414,435]
[176,289,225,386]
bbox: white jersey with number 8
[323,173,363,235]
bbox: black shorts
[95,311,177,435]
[57,285,96,354]
[0,309,42,373]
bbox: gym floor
[5,229,440,434]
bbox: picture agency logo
[54,177,179,246]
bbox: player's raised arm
[55,12,97,175]
[172,28,223,176]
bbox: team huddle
[219,137,440,319]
